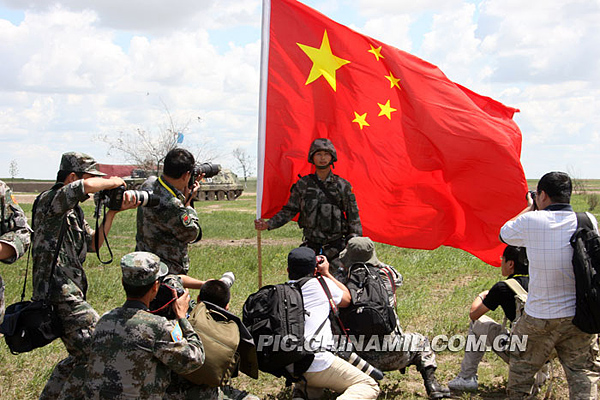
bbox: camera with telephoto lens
[220,272,235,288]
[98,185,159,211]
[188,163,221,188]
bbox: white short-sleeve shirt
[298,276,343,373]
[500,205,598,319]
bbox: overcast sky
[0,0,598,180]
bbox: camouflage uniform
[136,176,201,275]
[32,153,105,400]
[84,252,205,399]
[0,180,31,323]
[268,171,362,261]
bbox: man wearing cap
[0,179,32,324]
[84,252,204,399]
[286,247,380,400]
[338,237,450,399]
[32,152,140,400]
[255,138,362,266]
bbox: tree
[232,147,255,185]
[96,102,219,174]
[8,159,18,180]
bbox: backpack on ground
[503,278,528,330]
[570,212,600,334]
[242,278,314,382]
[339,263,397,336]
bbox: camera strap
[94,199,114,265]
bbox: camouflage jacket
[31,180,93,302]
[136,177,201,275]
[84,300,205,400]
[0,180,31,264]
[268,172,362,244]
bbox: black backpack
[242,277,316,382]
[339,263,397,336]
[570,212,600,334]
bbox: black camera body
[188,162,221,188]
[98,185,159,210]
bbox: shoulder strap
[504,278,528,299]
[575,212,594,231]
[315,275,349,339]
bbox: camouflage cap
[59,152,105,176]
[308,138,338,163]
[339,236,380,267]
[121,252,168,286]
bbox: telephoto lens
[337,351,384,381]
[220,272,235,288]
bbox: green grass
[1,193,596,399]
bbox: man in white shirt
[287,247,380,400]
[500,171,600,399]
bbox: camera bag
[339,263,397,336]
[0,193,65,353]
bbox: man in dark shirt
[448,245,529,392]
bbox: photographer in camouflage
[255,138,362,266]
[136,148,205,289]
[33,152,139,400]
[84,252,204,399]
[0,179,31,324]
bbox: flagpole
[256,0,271,289]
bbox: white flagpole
[256,0,271,289]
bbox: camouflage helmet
[308,138,337,164]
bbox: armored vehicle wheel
[227,190,236,201]
[196,191,206,201]
[207,191,216,201]
[217,191,226,201]
[235,190,242,198]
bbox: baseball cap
[59,152,105,176]
[339,236,380,266]
[288,247,317,277]
[121,252,168,286]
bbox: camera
[149,279,186,319]
[528,190,538,210]
[189,163,221,188]
[220,271,235,288]
[98,185,159,211]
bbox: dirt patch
[193,238,298,247]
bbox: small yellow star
[377,100,397,120]
[368,44,384,61]
[385,71,401,90]
[297,30,351,91]
[352,112,370,130]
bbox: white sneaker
[447,375,478,392]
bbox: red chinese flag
[257,0,528,266]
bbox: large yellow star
[368,44,384,61]
[352,112,370,130]
[297,30,351,91]
[378,100,397,120]
[385,71,401,90]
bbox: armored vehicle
[123,169,153,190]
[196,169,244,201]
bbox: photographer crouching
[136,147,218,290]
[33,152,140,400]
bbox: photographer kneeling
[136,147,208,289]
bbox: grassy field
[1,191,597,399]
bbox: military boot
[420,367,451,399]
